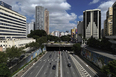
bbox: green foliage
[100,37,112,50]
[72,43,81,55]
[87,36,112,51]
[0,63,11,77]
[0,52,7,64]
[27,30,47,38]
[60,35,71,42]
[47,35,60,42]
[101,60,116,77]
[37,36,47,45]
[41,45,44,52]
[6,46,23,61]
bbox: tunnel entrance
[46,47,72,51]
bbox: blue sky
[2,0,116,33]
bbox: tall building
[105,7,113,36]
[77,21,83,42]
[83,9,101,39]
[35,6,44,30]
[71,27,77,41]
[113,2,116,35]
[44,9,49,35]
[0,1,26,39]
[26,22,34,35]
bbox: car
[67,63,71,67]
[19,55,25,60]
[68,56,70,59]
[52,65,56,70]
[49,54,52,58]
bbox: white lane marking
[35,65,43,77]
[70,55,91,77]
[67,72,69,74]
[21,52,47,77]
[75,55,99,77]
[30,72,33,74]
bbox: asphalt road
[61,51,81,77]
[21,51,58,77]
[22,51,99,77]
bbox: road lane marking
[70,55,91,77]
[35,65,43,77]
[21,52,47,77]
[30,72,32,74]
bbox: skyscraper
[105,7,113,36]
[35,6,44,30]
[113,2,116,35]
[83,9,101,39]
[44,9,49,34]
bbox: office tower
[0,1,26,38]
[105,7,113,36]
[44,9,49,35]
[77,21,83,42]
[113,2,116,35]
[35,6,44,30]
[83,9,101,39]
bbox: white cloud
[97,0,115,29]
[2,0,77,32]
[78,15,83,21]
[89,0,100,5]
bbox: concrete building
[113,2,116,35]
[54,31,60,37]
[105,7,113,36]
[83,9,101,39]
[0,1,26,39]
[44,9,49,35]
[0,38,35,51]
[71,27,77,42]
[77,21,83,42]
[35,6,44,30]
[60,32,65,37]
[50,31,54,36]
[26,22,34,35]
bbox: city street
[21,51,58,77]
[21,51,100,77]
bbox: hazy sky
[2,0,116,32]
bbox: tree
[101,60,116,77]
[27,30,47,38]
[72,43,81,55]
[60,35,70,42]
[41,45,44,52]
[0,63,11,77]
[6,46,23,62]
[0,52,7,64]
[37,36,47,45]
[100,37,112,50]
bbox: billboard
[0,1,12,10]
[75,29,77,34]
